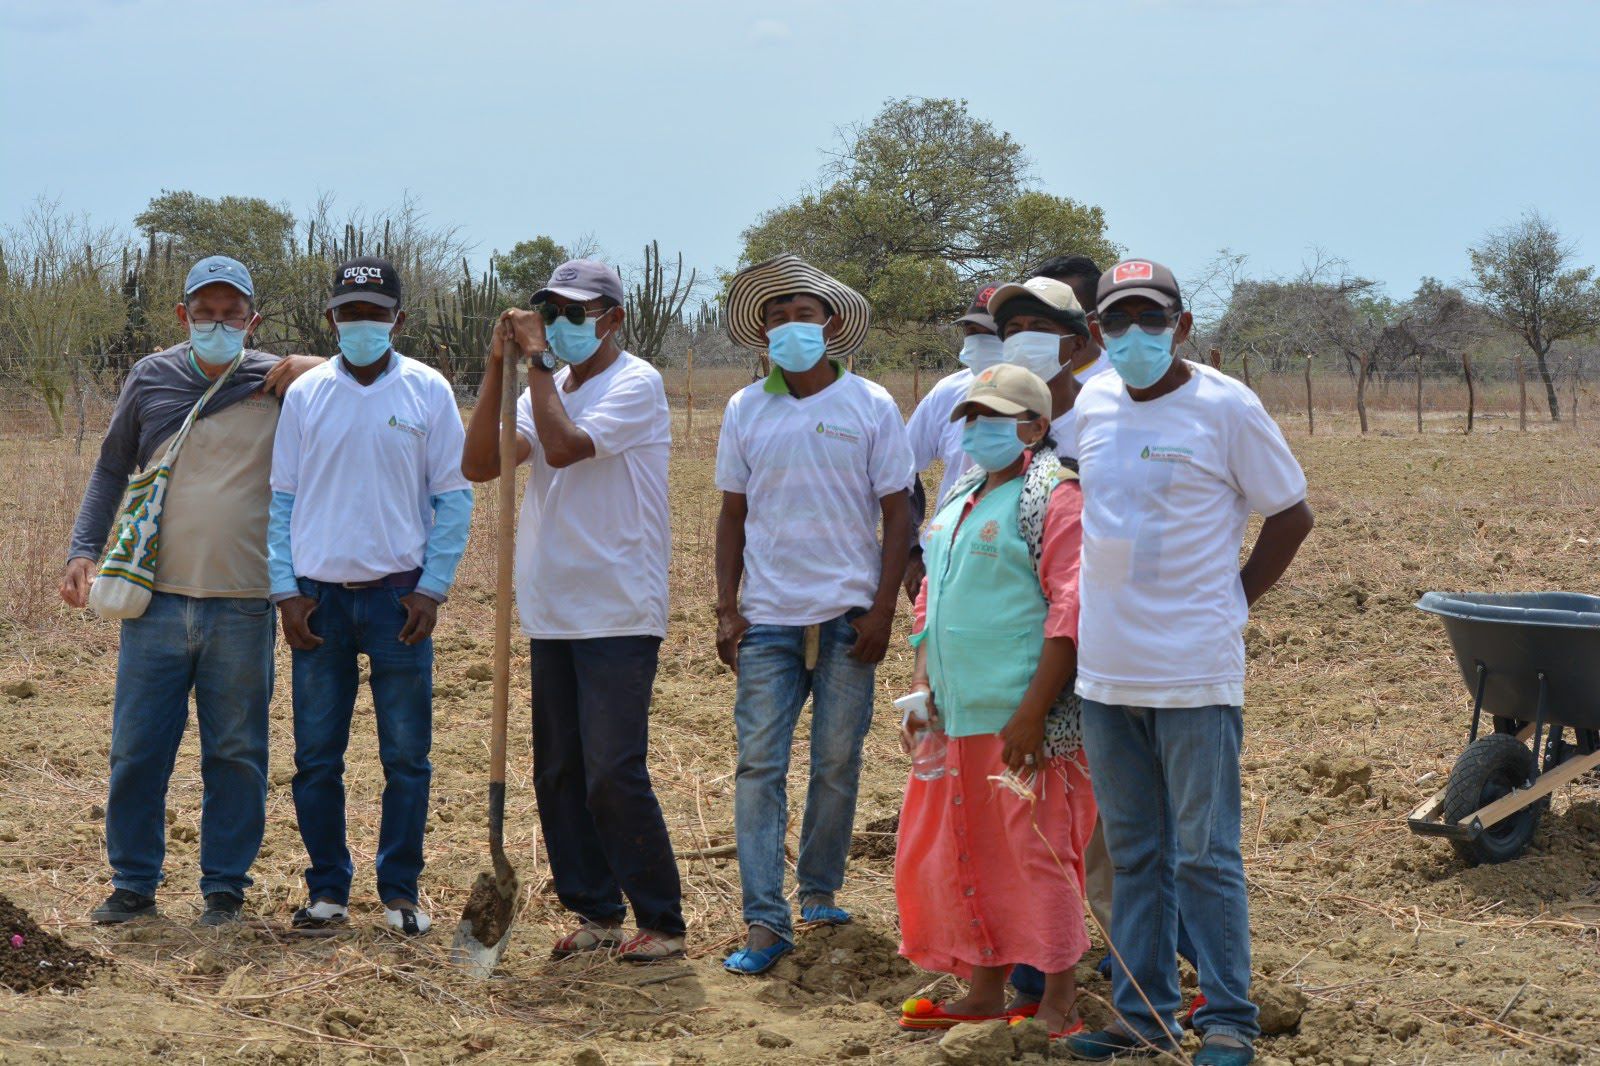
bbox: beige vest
[149,392,280,598]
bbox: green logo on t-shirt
[387,413,426,438]
[1140,445,1151,459]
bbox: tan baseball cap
[949,363,1053,423]
[985,276,1089,333]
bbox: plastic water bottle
[893,691,947,781]
[910,727,949,781]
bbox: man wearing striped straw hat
[714,255,914,974]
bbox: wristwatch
[528,348,557,372]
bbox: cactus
[623,241,695,365]
[430,256,499,397]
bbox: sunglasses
[1099,308,1178,338]
[537,301,609,327]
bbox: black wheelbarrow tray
[1407,591,1600,864]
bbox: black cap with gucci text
[328,256,402,310]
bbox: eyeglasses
[537,302,607,327]
[1099,308,1177,338]
[188,314,253,334]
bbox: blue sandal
[800,903,851,925]
[723,938,794,975]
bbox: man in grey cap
[61,255,321,928]
[461,259,686,960]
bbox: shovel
[451,324,522,977]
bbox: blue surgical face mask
[336,319,395,367]
[1105,327,1176,389]
[188,322,247,366]
[961,414,1028,472]
[766,319,829,373]
[957,333,1004,372]
[548,314,608,364]
[1001,331,1065,382]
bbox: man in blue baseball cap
[62,255,322,928]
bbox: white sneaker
[292,899,349,927]
[384,904,431,936]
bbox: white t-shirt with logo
[1054,349,1113,463]
[716,371,915,626]
[272,354,471,582]
[1070,362,1306,707]
[514,353,671,639]
[906,368,973,512]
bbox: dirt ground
[2,384,1600,1065]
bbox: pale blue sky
[4,0,1597,303]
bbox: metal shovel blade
[450,851,519,978]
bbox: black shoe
[90,888,157,923]
[198,892,243,927]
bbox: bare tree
[0,198,125,433]
[1468,210,1600,420]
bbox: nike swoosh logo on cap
[208,264,223,272]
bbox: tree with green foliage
[738,97,1118,331]
[496,236,568,304]
[1468,210,1600,420]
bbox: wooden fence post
[1303,355,1314,436]
[685,346,694,439]
[1242,351,1253,392]
[1517,355,1527,431]
[912,353,920,405]
[1356,350,1369,435]
[1571,354,1579,431]
[1415,353,1424,434]
[1462,351,1475,434]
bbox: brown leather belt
[338,567,424,590]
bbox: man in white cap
[715,254,914,974]
[901,283,1003,602]
[61,256,320,928]
[461,259,686,962]
[1063,259,1313,1066]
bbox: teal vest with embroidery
[912,475,1046,738]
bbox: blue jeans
[290,579,432,906]
[530,637,684,936]
[1011,899,1197,997]
[733,611,876,941]
[107,591,273,900]
[1081,700,1259,1049]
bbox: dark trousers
[529,636,685,936]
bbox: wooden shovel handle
[491,333,517,808]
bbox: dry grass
[3,373,1600,1064]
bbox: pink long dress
[896,476,1097,978]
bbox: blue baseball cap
[184,255,254,300]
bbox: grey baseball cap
[533,259,626,305]
[184,255,254,300]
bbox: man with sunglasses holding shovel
[461,259,685,962]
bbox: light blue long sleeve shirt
[267,488,474,603]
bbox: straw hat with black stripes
[724,254,872,359]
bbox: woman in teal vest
[895,364,1097,1042]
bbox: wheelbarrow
[1407,591,1600,865]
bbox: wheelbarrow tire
[1441,733,1542,866]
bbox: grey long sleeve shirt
[67,343,279,562]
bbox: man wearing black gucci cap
[269,256,474,937]
[461,259,686,962]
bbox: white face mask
[1002,331,1065,382]
[957,333,1005,371]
